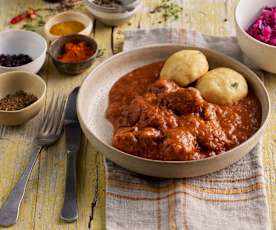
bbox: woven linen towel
[105,28,269,230]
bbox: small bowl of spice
[0,71,46,126]
[83,0,142,26]
[44,11,93,41]
[49,34,98,75]
[0,30,47,74]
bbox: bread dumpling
[196,67,248,105]
[160,50,209,86]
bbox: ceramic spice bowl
[83,0,142,26]
[44,11,93,41]
[0,30,47,74]
[48,34,98,75]
[0,71,46,126]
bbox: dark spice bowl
[0,71,46,126]
[49,34,98,75]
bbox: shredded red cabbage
[247,6,276,46]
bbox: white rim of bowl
[0,29,47,69]
[44,11,93,40]
[83,0,141,13]
[77,43,271,164]
[234,2,276,49]
[88,1,142,18]
[0,71,46,113]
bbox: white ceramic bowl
[83,0,142,26]
[77,44,270,178]
[235,0,276,73]
[0,30,47,74]
[44,11,93,41]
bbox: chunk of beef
[159,87,205,115]
[124,96,178,130]
[197,121,229,153]
[161,128,200,161]
[113,127,163,158]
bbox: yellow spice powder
[50,21,85,36]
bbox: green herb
[150,0,183,22]
[57,0,83,11]
[37,18,45,27]
[231,82,239,89]
[96,48,106,58]
[21,21,36,31]
[21,15,45,31]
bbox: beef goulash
[106,61,262,161]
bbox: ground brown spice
[0,90,38,111]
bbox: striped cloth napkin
[105,28,269,230]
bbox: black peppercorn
[0,54,33,67]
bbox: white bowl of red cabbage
[0,30,47,74]
[235,0,276,73]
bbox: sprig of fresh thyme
[150,0,183,22]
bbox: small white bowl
[235,0,276,73]
[0,30,47,74]
[44,11,93,41]
[83,0,142,26]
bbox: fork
[0,94,66,227]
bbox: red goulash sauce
[106,62,262,161]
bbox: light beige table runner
[105,28,269,230]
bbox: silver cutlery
[60,87,81,222]
[0,94,66,227]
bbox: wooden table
[0,0,275,229]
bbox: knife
[61,87,81,222]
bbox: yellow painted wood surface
[0,0,275,229]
